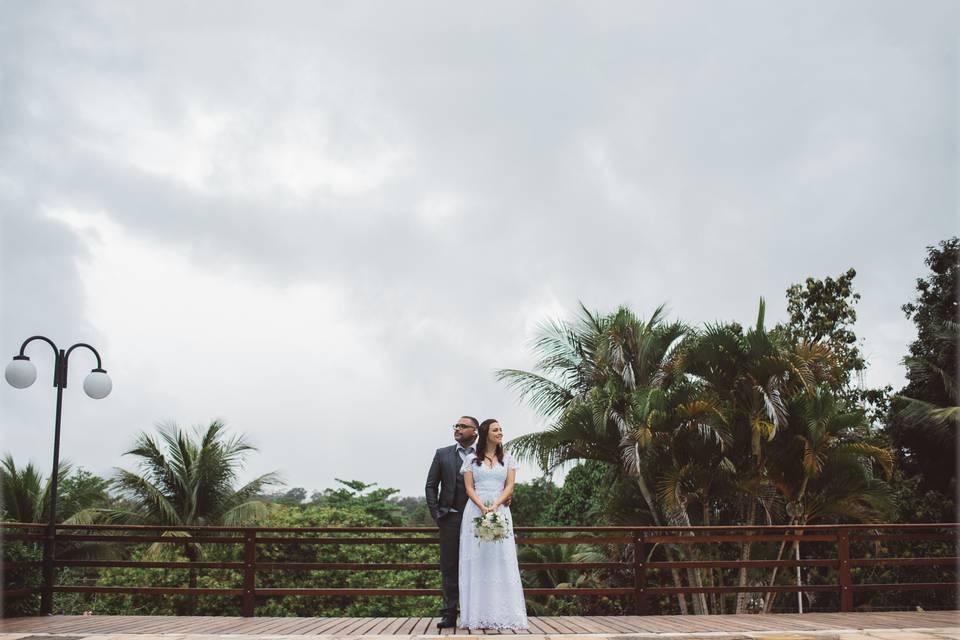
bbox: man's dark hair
[460,415,479,428]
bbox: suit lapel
[449,444,462,475]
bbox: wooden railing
[2,522,957,616]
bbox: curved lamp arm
[18,335,60,358]
[65,342,105,370]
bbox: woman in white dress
[458,419,529,630]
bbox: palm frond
[496,369,573,418]
[111,469,181,525]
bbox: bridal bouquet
[473,503,510,542]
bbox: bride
[458,418,529,630]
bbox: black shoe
[437,616,456,629]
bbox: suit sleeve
[424,448,442,522]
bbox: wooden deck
[0,611,957,637]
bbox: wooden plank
[366,616,397,635]
[851,556,959,566]
[322,617,358,635]
[566,615,618,634]
[539,616,580,634]
[396,616,421,634]
[516,536,632,545]
[414,617,437,635]
[287,617,334,635]
[383,616,410,635]
[851,581,957,591]
[255,536,439,544]
[273,616,322,635]
[257,587,441,596]
[54,585,243,596]
[589,616,636,633]
[135,616,205,633]
[647,558,837,569]
[304,617,352,635]
[2,611,959,636]
[252,616,302,633]
[41,616,110,634]
[404,617,426,635]
[528,616,564,634]
[344,618,379,636]
[257,562,438,571]
[645,534,838,544]
[337,616,375,635]
[554,616,595,634]
[50,534,245,543]
[618,614,676,632]
[271,617,320,633]
[524,617,551,634]
[57,559,245,569]
[188,617,252,634]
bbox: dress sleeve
[460,453,477,475]
[505,453,518,471]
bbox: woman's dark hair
[473,418,504,466]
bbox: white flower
[473,502,511,542]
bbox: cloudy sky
[1,1,956,498]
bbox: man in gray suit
[425,415,478,629]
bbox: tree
[1,458,119,615]
[510,476,560,527]
[762,387,895,611]
[0,455,69,523]
[670,301,838,612]
[501,304,686,519]
[0,457,112,524]
[500,304,700,612]
[90,421,280,527]
[57,468,112,520]
[83,504,439,617]
[389,496,434,526]
[894,322,958,443]
[889,238,959,492]
[783,269,864,385]
[542,461,608,527]
[259,487,308,507]
[309,479,404,525]
[79,420,280,613]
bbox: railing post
[242,528,256,617]
[634,531,649,615]
[837,527,852,612]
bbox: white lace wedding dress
[458,453,529,630]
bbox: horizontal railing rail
[2,522,956,616]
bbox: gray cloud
[1,0,956,495]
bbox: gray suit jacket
[425,444,470,521]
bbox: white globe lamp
[83,368,112,399]
[5,356,37,389]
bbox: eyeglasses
[453,424,476,431]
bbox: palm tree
[518,538,611,615]
[500,303,696,611]
[762,387,894,611]
[502,304,686,516]
[1,455,122,571]
[0,455,68,523]
[77,420,280,612]
[893,321,959,443]
[672,300,838,612]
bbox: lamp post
[5,336,112,615]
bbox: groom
[425,415,478,629]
